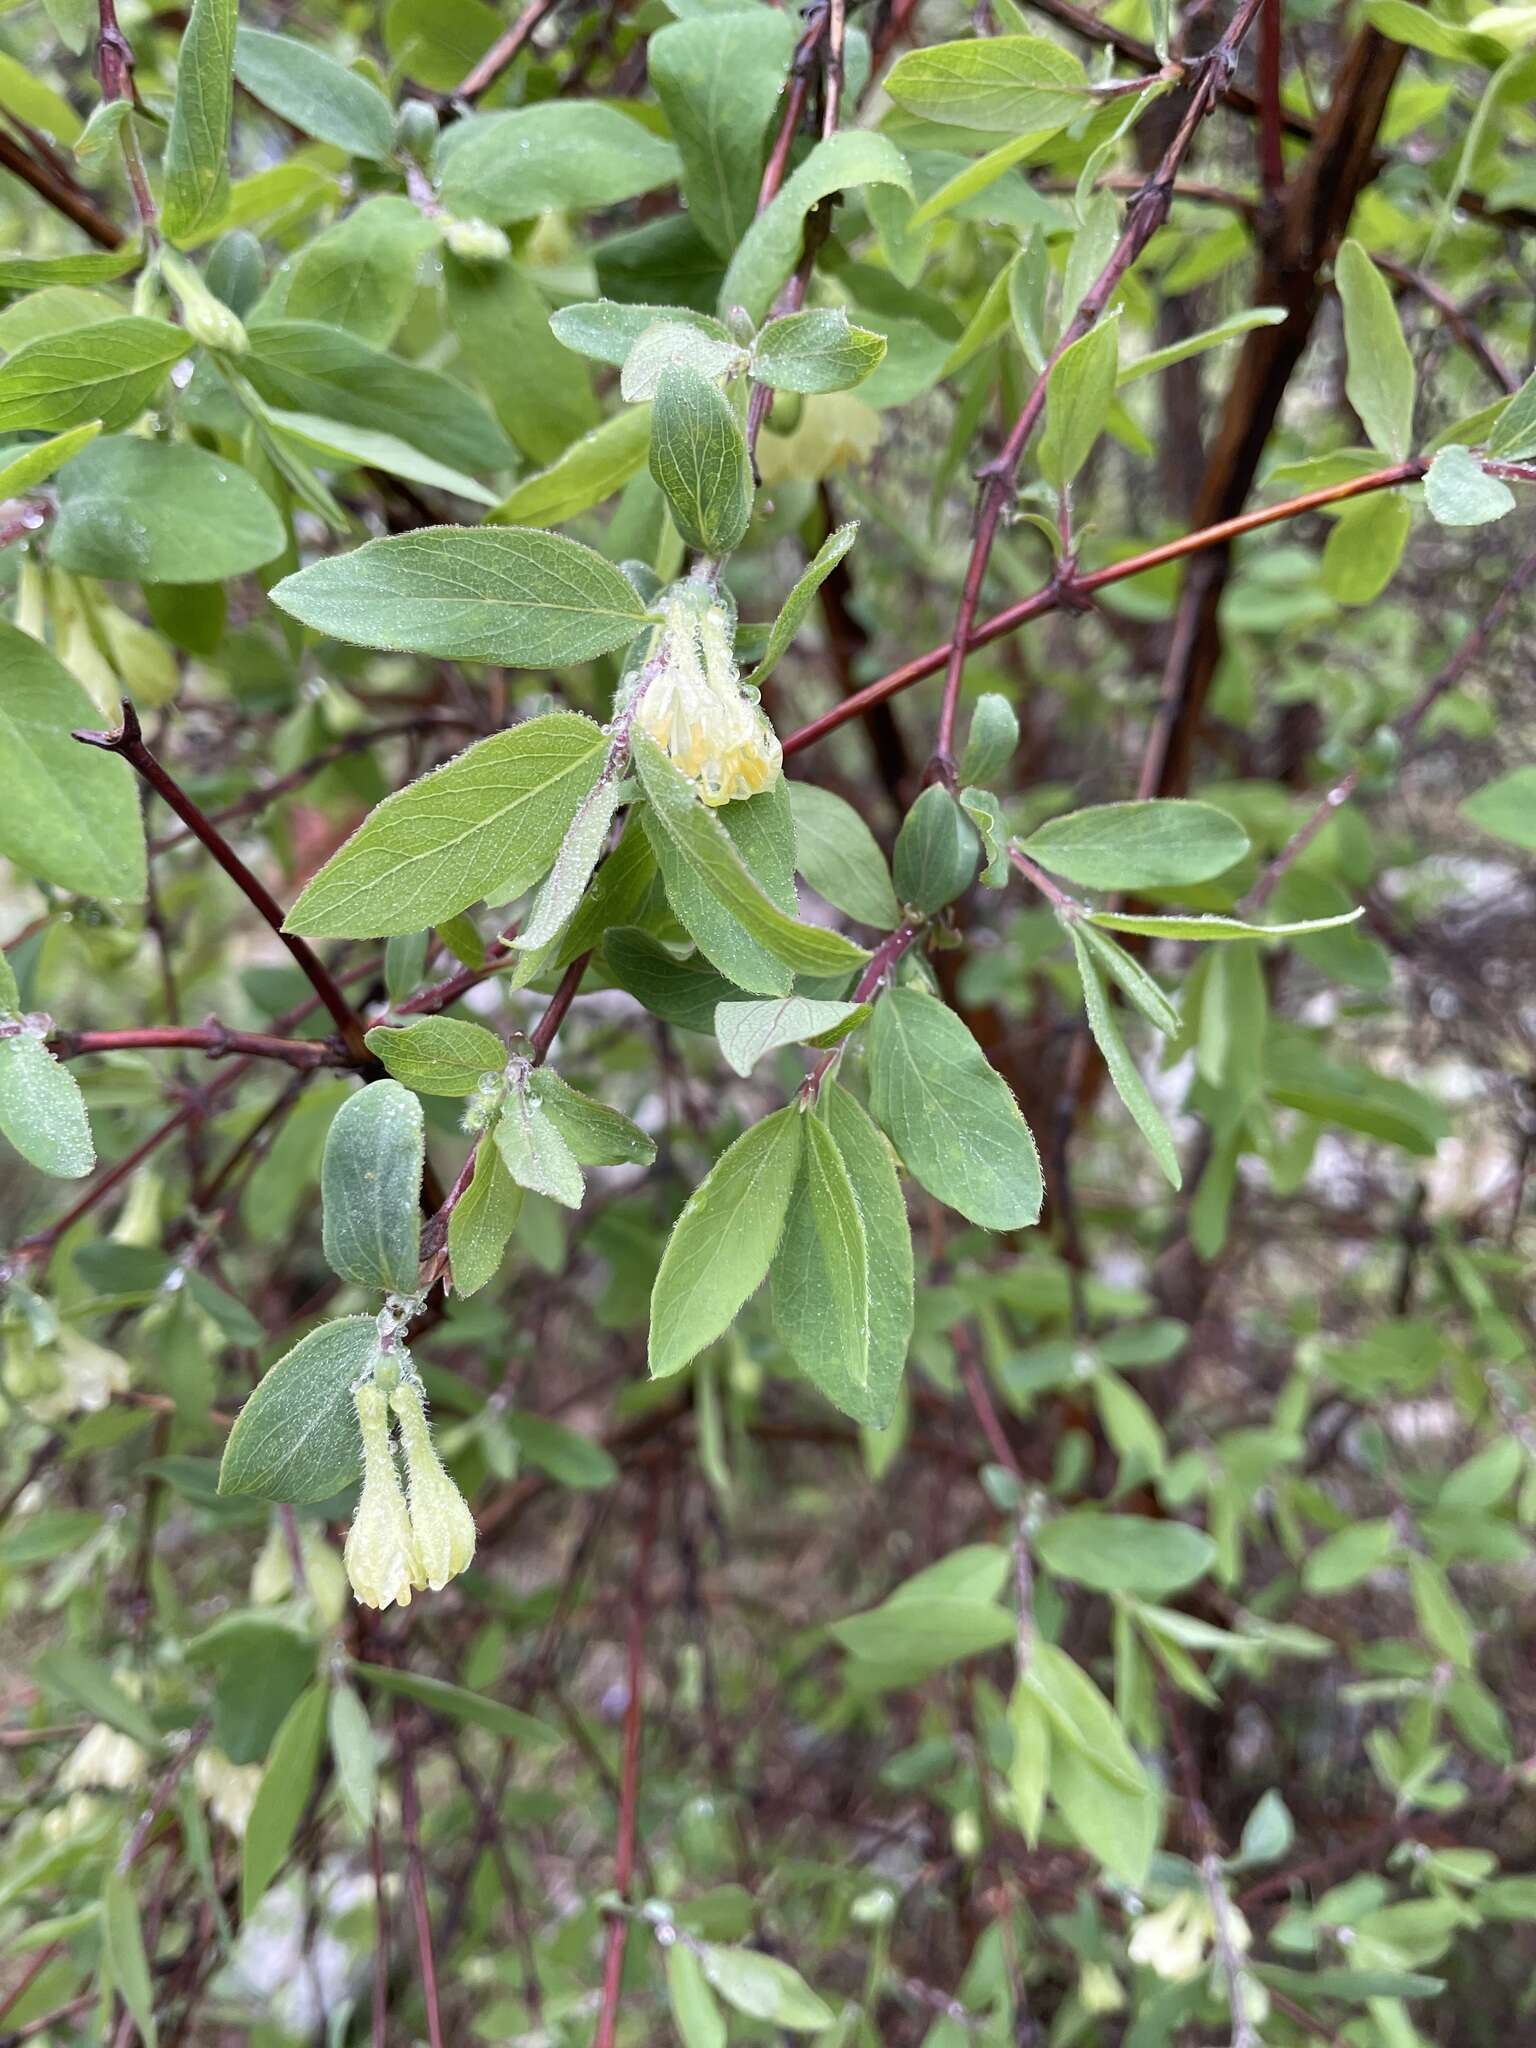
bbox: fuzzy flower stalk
[629,580,781,807]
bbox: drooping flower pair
[343,1373,476,1610]
[629,579,782,808]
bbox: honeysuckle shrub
[1,0,1535,2041]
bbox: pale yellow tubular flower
[59,1721,146,1792]
[194,1747,264,1837]
[1127,1892,1210,1981]
[390,1379,476,1592]
[633,587,782,808]
[344,1382,423,1610]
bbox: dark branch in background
[454,0,561,104]
[74,701,373,1064]
[0,129,121,248]
[95,0,156,241]
[1255,0,1285,201]
[592,1483,659,2048]
[928,0,1269,779]
[399,1730,446,2048]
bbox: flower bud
[59,1722,146,1792]
[390,1379,476,1591]
[344,1383,424,1610]
[160,249,250,356]
[442,215,511,265]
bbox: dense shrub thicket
[1,0,1535,2042]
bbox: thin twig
[73,702,372,1063]
[592,1483,660,2048]
[455,0,561,103]
[928,0,1269,779]
[48,1023,353,1070]
[782,460,1431,758]
[399,1735,445,2048]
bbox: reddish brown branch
[782,461,1428,757]
[74,702,372,1063]
[455,0,561,102]
[399,1736,446,2048]
[0,130,123,249]
[49,1023,353,1070]
[929,0,1269,777]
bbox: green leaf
[1424,444,1515,526]
[620,322,746,403]
[772,1111,870,1409]
[0,318,187,434]
[448,1137,523,1296]
[35,1646,161,1748]
[893,784,980,913]
[868,985,1042,1229]
[1461,765,1536,849]
[721,131,913,323]
[1407,1555,1474,1667]
[1035,1510,1214,1595]
[1008,1683,1051,1842]
[327,1683,377,1835]
[0,420,101,498]
[1486,364,1536,460]
[512,771,626,952]
[1118,306,1288,385]
[1024,1640,1148,1795]
[494,1088,585,1208]
[101,1870,159,2048]
[533,1071,654,1167]
[321,1081,424,1292]
[1321,491,1413,604]
[350,1662,561,1746]
[507,1412,618,1488]
[884,34,1088,130]
[278,197,442,348]
[162,0,237,239]
[0,1030,94,1179]
[649,1106,803,1378]
[550,300,734,370]
[747,522,860,689]
[750,309,888,395]
[667,1943,727,2048]
[218,1316,379,1503]
[287,713,607,938]
[492,406,652,528]
[1302,1518,1398,1593]
[698,1945,833,2033]
[233,28,396,161]
[1038,315,1120,489]
[649,9,797,258]
[1335,239,1415,462]
[604,925,740,1032]
[261,407,496,507]
[445,256,599,466]
[1069,926,1181,1187]
[635,736,869,982]
[243,319,515,475]
[242,1683,327,1915]
[715,997,865,1077]
[1020,799,1248,890]
[648,364,753,555]
[0,50,83,143]
[959,786,1008,888]
[0,620,146,901]
[0,248,141,289]
[1072,919,1178,1035]
[787,780,900,930]
[51,435,286,583]
[1084,906,1365,941]
[960,693,1019,785]
[822,1085,913,1431]
[1025,1642,1158,1884]
[271,528,653,664]
[436,103,680,223]
[831,1595,1015,1672]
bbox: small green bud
[395,98,439,162]
[442,214,511,264]
[160,249,249,356]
